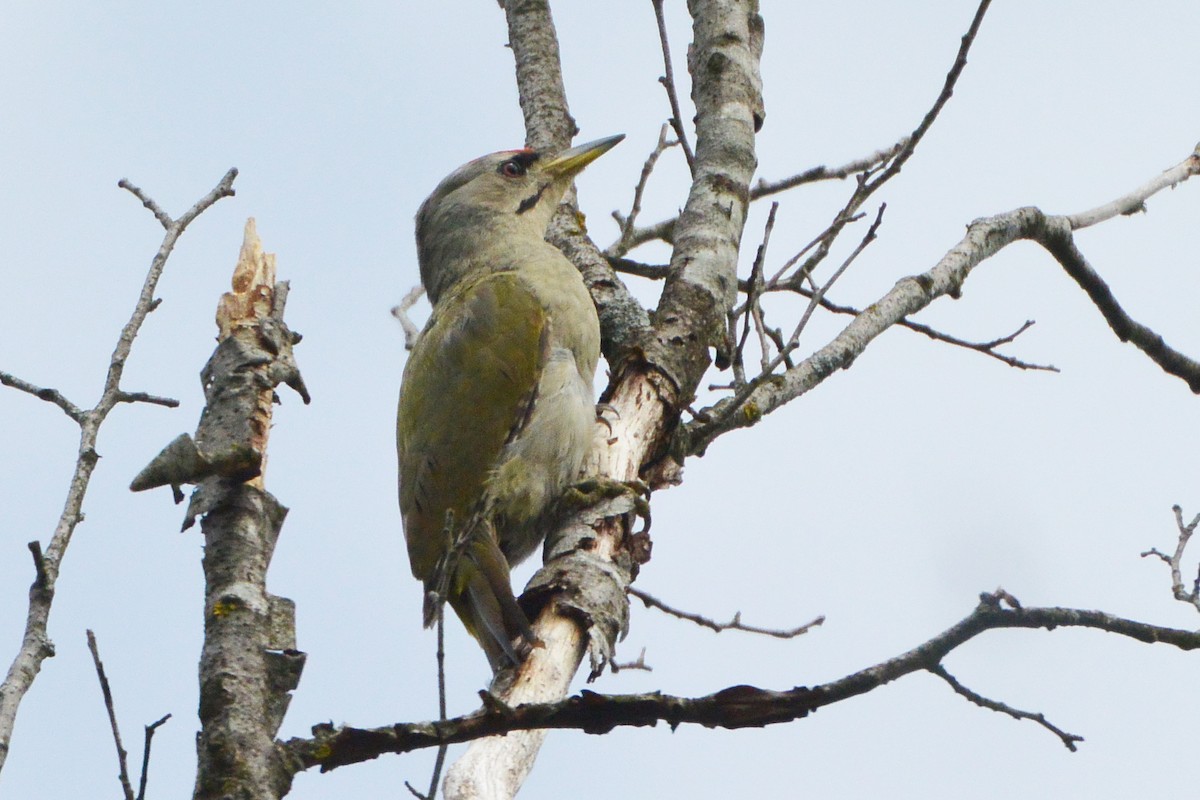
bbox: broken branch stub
[129,218,309,510]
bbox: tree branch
[0,373,84,421]
[860,0,992,194]
[609,0,992,260]
[784,292,1059,372]
[391,284,426,351]
[183,220,307,800]
[606,123,678,258]
[1037,206,1200,392]
[0,169,237,775]
[629,587,823,639]
[929,664,1083,751]
[651,0,695,174]
[749,136,911,201]
[1141,505,1200,613]
[136,715,171,800]
[283,592,1200,772]
[684,145,1200,455]
[87,630,135,800]
[1066,143,1200,230]
[441,4,644,799]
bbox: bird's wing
[397,270,548,583]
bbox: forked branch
[0,169,237,774]
[685,146,1200,455]
[283,591,1200,772]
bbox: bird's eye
[499,160,526,178]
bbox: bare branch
[651,0,695,174]
[610,647,653,673]
[709,204,885,425]
[0,169,237,774]
[611,217,677,253]
[1067,142,1200,230]
[284,592,1200,772]
[731,203,780,383]
[614,0,992,261]
[755,0,992,292]
[685,144,1200,455]
[782,291,1059,372]
[87,630,135,800]
[1141,505,1200,613]
[391,284,426,351]
[608,256,669,280]
[136,715,171,800]
[114,390,181,409]
[116,178,173,230]
[0,371,85,421]
[1038,203,1200,392]
[630,587,823,639]
[614,134,911,257]
[405,608,450,800]
[930,664,1084,751]
[862,0,992,194]
[607,124,679,257]
[760,0,991,292]
[750,137,910,200]
[784,204,886,357]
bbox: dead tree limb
[0,168,236,774]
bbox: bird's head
[415,134,624,303]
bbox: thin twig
[863,0,993,194]
[614,137,903,256]
[136,714,171,800]
[786,205,886,358]
[429,607,449,798]
[750,137,911,201]
[607,124,679,257]
[116,179,173,230]
[607,257,669,279]
[610,647,653,673]
[779,290,1058,372]
[930,664,1084,751]
[617,0,991,263]
[87,630,135,800]
[115,390,181,408]
[731,203,779,382]
[1140,505,1200,612]
[0,372,85,421]
[651,0,694,174]
[407,605,450,800]
[764,0,992,290]
[392,284,426,351]
[711,205,886,415]
[629,587,824,639]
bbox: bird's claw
[563,476,651,534]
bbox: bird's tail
[434,536,536,672]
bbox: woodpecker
[398,135,623,670]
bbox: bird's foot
[563,476,651,534]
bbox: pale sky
[2,2,1199,798]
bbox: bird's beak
[541,134,625,179]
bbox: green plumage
[398,135,621,670]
